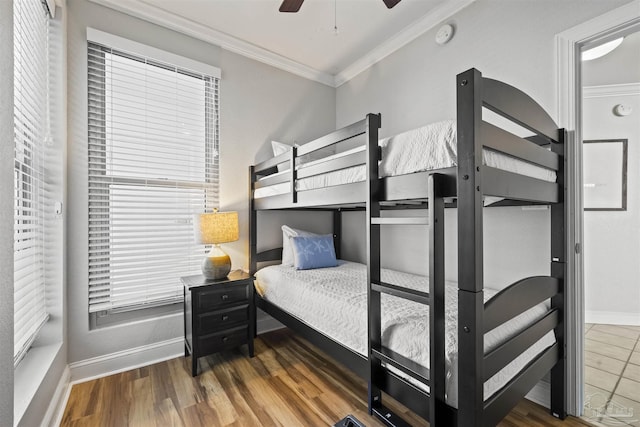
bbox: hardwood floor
[61,329,594,426]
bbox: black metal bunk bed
[248,68,567,427]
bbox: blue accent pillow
[291,234,338,270]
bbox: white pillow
[271,141,291,172]
[281,225,319,266]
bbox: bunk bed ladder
[366,110,448,426]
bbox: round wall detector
[613,104,632,117]
[436,24,454,45]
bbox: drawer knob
[222,336,228,342]
[221,294,229,300]
[222,315,229,321]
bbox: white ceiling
[90,0,475,86]
[582,30,640,87]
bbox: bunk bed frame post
[249,165,257,276]
[290,146,298,204]
[550,129,567,419]
[365,113,383,415]
[428,173,447,425]
[456,68,485,426]
[249,165,259,338]
[333,209,342,260]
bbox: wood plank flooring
[61,329,594,426]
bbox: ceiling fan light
[582,37,624,61]
[279,0,304,13]
[279,0,402,13]
[382,0,402,8]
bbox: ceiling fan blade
[279,0,304,13]
[382,0,401,8]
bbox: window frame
[86,29,221,325]
[13,0,52,368]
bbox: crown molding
[88,0,336,87]
[89,0,475,88]
[583,82,640,98]
[334,0,475,87]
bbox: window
[87,31,220,320]
[13,0,51,367]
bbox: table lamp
[194,209,239,280]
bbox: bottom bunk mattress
[254,261,555,408]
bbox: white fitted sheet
[254,261,556,408]
[254,120,556,199]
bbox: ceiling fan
[279,0,402,13]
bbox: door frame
[555,1,640,416]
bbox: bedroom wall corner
[218,49,336,274]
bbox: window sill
[90,302,182,329]
[14,341,63,426]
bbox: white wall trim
[43,366,70,427]
[583,82,640,98]
[257,316,284,335]
[556,0,640,416]
[333,0,475,87]
[586,311,640,326]
[87,0,474,88]
[68,337,183,384]
[526,380,551,410]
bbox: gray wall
[583,92,640,322]
[1,1,15,424]
[66,0,335,364]
[217,48,336,268]
[336,0,630,288]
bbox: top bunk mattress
[254,120,557,199]
[254,261,555,408]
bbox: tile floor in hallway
[583,323,640,427]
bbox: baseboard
[585,311,640,326]
[69,337,184,385]
[526,380,551,409]
[257,316,284,334]
[42,365,70,427]
[68,319,284,386]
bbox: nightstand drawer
[197,304,248,333]
[197,325,248,355]
[198,285,248,309]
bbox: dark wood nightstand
[182,270,255,376]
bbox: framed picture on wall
[583,139,628,211]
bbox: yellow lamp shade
[194,211,239,244]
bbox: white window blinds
[87,40,220,314]
[13,0,51,366]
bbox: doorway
[580,31,640,426]
[556,1,640,419]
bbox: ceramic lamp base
[202,245,231,280]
